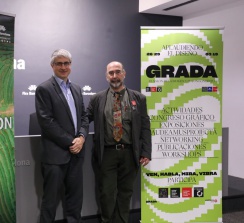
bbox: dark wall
[1,0,182,136]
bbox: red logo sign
[182,188,192,198]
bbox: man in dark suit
[35,49,89,223]
[87,61,151,223]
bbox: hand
[140,156,150,166]
[69,136,85,154]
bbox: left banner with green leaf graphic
[0,13,16,223]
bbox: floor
[223,211,244,223]
[54,211,244,223]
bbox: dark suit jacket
[87,88,151,166]
[35,76,89,164]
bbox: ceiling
[139,0,242,18]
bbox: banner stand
[141,26,223,223]
[0,12,16,223]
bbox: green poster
[141,27,223,223]
[0,13,15,223]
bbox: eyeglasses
[54,62,71,67]
[108,70,123,76]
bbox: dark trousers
[99,148,138,223]
[40,155,84,223]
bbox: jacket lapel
[99,89,109,156]
[127,89,136,117]
[70,85,80,115]
[99,89,108,132]
[51,77,74,123]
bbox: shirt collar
[110,87,126,97]
[54,75,71,87]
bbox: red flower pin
[131,100,136,106]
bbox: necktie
[113,92,123,142]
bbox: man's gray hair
[50,49,72,65]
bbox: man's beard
[109,79,123,89]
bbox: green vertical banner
[141,27,223,223]
[0,13,16,223]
